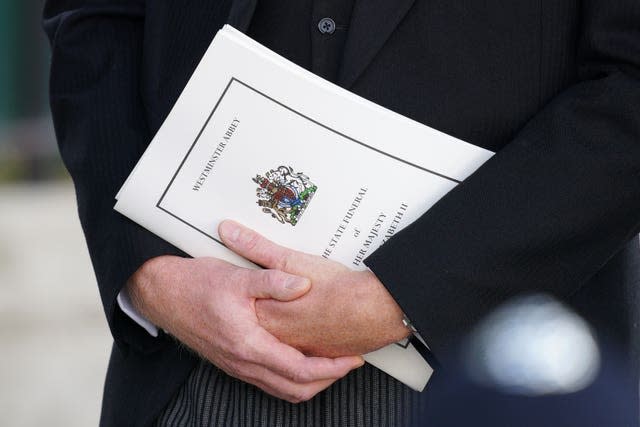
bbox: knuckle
[288,396,303,404]
[294,388,316,403]
[264,269,285,287]
[222,360,243,378]
[236,332,263,363]
[203,298,217,317]
[240,347,257,364]
[229,267,249,287]
[231,269,255,294]
[277,254,294,272]
[283,391,304,404]
[290,367,312,384]
[284,395,301,404]
[228,340,252,362]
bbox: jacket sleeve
[43,0,186,354]
[365,0,640,361]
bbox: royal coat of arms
[253,166,317,226]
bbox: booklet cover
[115,25,493,391]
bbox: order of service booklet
[115,25,493,392]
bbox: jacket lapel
[339,0,416,88]
[226,0,259,32]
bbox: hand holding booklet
[115,25,493,392]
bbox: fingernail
[285,277,309,291]
[220,220,240,242]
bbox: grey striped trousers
[155,359,428,426]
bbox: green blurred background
[0,3,111,426]
[0,2,66,182]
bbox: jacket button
[317,17,336,35]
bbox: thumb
[244,269,311,301]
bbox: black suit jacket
[44,1,640,426]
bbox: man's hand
[218,220,410,358]
[126,255,364,403]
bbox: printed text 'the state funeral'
[321,187,409,266]
[192,118,240,191]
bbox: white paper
[115,26,493,392]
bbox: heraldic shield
[253,166,317,226]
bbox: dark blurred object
[415,295,637,427]
[0,2,65,182]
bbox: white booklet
[115,25,493,392]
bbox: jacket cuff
[117,289,159,337]
[91,215,187,355]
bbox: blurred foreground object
[418,294,637,427]
[464,293,600,395]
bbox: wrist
[126,255,182,322]
[360,270,411,345]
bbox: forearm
[366,0,640,360]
